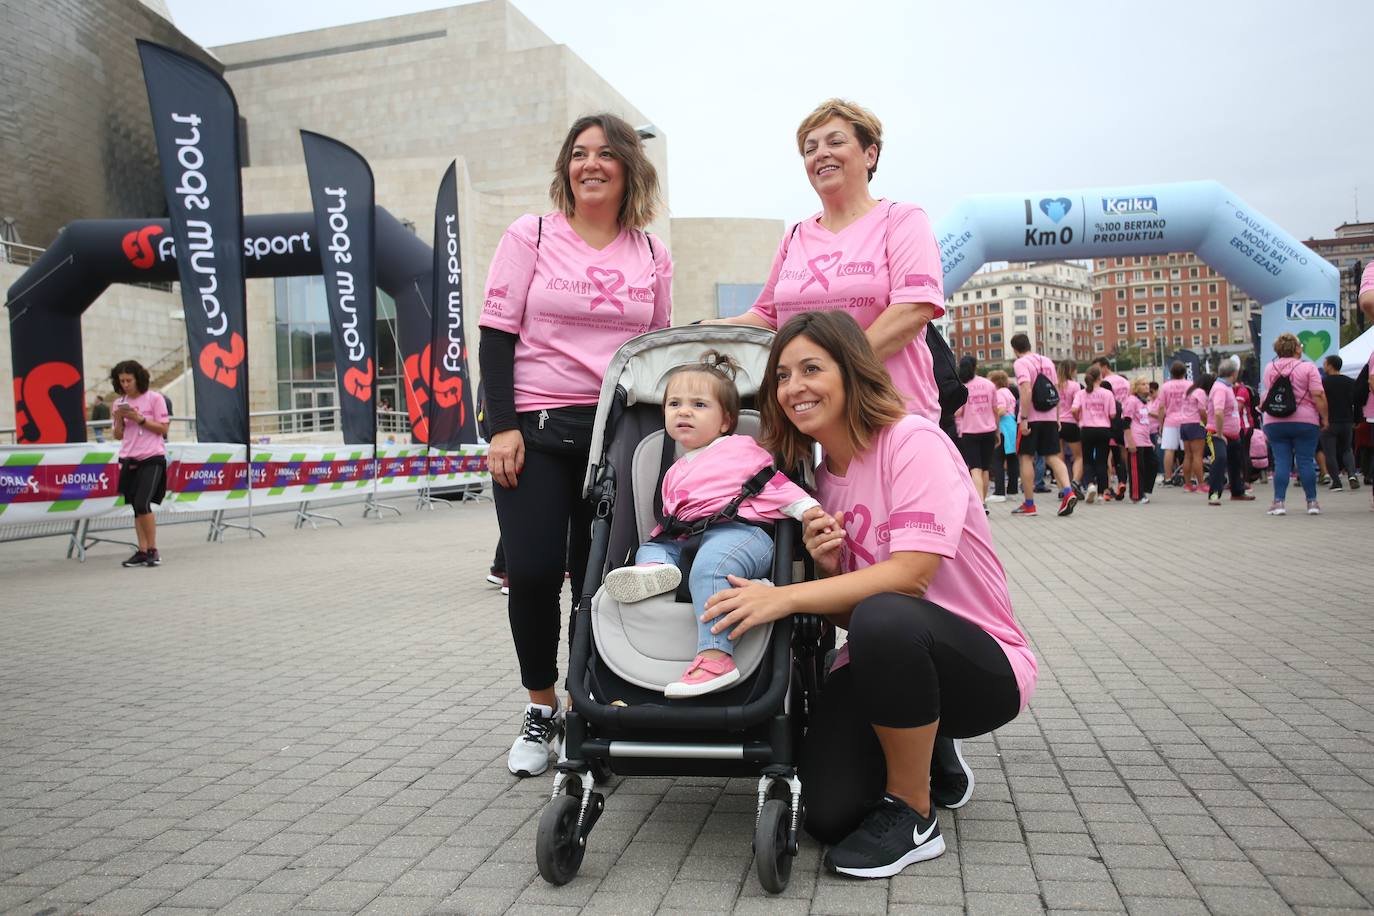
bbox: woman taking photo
[703,311,1035,878]
[711,99,947,424]
[111,360,170,567]
[478,113,672,776]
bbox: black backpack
[928,323,968,427]
[1260,366,1297,418]
[1030,361,1060,412]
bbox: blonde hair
[550,113,662,231]
[1273,332,1301,359]
[760,311,907,472]
[664,351,743,434]
[795,99,883,180]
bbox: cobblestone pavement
[2,482,1372,915]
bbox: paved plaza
[1,484,1372,915]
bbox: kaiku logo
[122,226,165,269]
[1102,196,1158,216]
[836,260,875,278]
[587,266,625,313]
[626,286,653,304]
[1286,300,1337,321]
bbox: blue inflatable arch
[933,180,1340,373]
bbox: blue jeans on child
[1265,421,1320,502]
[634,522,774,655]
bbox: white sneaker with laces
[507,702,563,777]
[1306,501,1321,516]
[1267,501,1286,516]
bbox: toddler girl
[603,351,826,698]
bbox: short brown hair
[1170,361,1187,379]
[795,99,883,180]
[664,350,743,434]
[110,360,150,395]
[989,369,1009,388]
[1273,332,1301,358]
[550,113,662,231]
[760,311,907,471]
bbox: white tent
[1338,326,1374,378]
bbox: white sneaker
[1267,501,1286,516]
[507,702,563,777]
[1085,484,1097,504]
[1306,501,1321,516]
[985,494,1007,503]
[603,563,681,603]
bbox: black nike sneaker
[824,794,944,878]
[930,736,974,809]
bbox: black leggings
[1081,428,1112,492]
[493,444,593,691]
[1127,447,1156,501]
[799,594,1021,844]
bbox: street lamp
[1154,319,1167,380]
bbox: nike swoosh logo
[913,819,937,845]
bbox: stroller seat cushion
[592,587,772,692]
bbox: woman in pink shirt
[703,311,1034,879]
[111,360,170,568]
[954,355,998,505]
[478,114,673,778]
[1071,366,1116,502]
[711,99,948,428]
[1122,377,1156,503]
[1261,332,1329,516]
[1056,359,1083,491]
[1180,381,1209,492]
[989,370,1018,502]
[1155,362,1191,486]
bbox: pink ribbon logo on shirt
[586,266,625,313]
[840,503,877,572]
[800,251,842,293]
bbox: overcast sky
[165,0,1373,241]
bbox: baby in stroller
[603,350,827,698]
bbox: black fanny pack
[517,405,596,456]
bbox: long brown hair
[549,113,662,231]
[760,311,906,470]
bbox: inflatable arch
[5,209,474,445]
[932,180,1339,372]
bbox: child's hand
[801,506,830,529]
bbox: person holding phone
[110,360,170,567]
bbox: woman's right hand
[801,507,844,577]
[488,428,525,489]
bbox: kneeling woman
[703,311,1036,878]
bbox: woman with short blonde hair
[713,99,950,428]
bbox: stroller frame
[533,326,828,894]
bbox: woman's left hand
[701,575,793,641]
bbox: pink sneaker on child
[603,563,681,604]
[665,654,740,699]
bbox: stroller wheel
[753,798,793,894]
[536,795,586,885]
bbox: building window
[1210,317,1220,327]
[1095,341,1106,353]
[977,335,985,345]
[1191,301,1201,311]
[1117,306,1127,317]
[1192,335,1202,346]
[1093,325,1104,336]
[990,332,1001,343]
[1153,303,1166,313]
[1173,319,1182,330]
[1190,284,1200,294]
[1192,318,1202,329]
[1172,303,1183,313]
[715,283,765,318]
[989,316,1001,327]
[1135,321,1148,333]
[1190,267,1199,278]
[1135,304,1148,315]
[1116,289,1126,300]
[1117,322,1127,334]
[1133,287,1147,298]
[1015,315,1028,326]
[1210,334,1220,345]
[1208,282,1217,293]
[1208,299,1219,310]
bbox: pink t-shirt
[1073,386,1116,429]
[655,435,816,536]
[1262,357,1325,426]
[1157,378,1192,428]
[1187,387,1207,425]
[1250,427,1269,465]
[1013,352,1059,423]
[748,201,946,422]
[995,386,1017,420]
[1362,261,1374,296]
[1057,379,1081,424]
[1103,373,1130,404]
[1207,381,1241,439]
[1364,351,1374,420]
[478,212,672,412]
[959,376,998,435]
[818,416,1036,710]
[1147,395,1161,434]
[114,390,169,460]
[1123,394,1152,447]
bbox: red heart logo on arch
[199,333,246,388]
[121,225,164,270]
[344,358,374,402]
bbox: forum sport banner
[137,41,250,445]
[428,161,475,450]
[302,131,377,445]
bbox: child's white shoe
[603,563,681,603]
